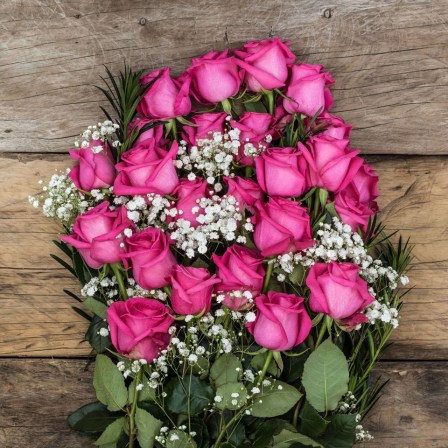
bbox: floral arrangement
[30,38,412,448]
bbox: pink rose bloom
[234,38,296,92]
[68,141,115,192]
[182,113,228,145]
[224,176,264,214]
[61,202,134,269]
[212,244,265,310]
[283,63,334,117]
[345,164,379,205]
[114,139,179,196]
[255,146,308,197]
[299,135,363,193]
[169,178,210,227]
[169,265,220,315]
[230,112,276,166]
[334,190,376,233]
[247,292,312,351]
[122,228,176,290]
[137,67,191,120]
[253,198,313,257]
[306,262,375,328]
[128,118,167,146]
[107,297,174,362]
[187,50,241,104]
[317,112,352,140]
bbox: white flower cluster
[337,390,358,412]
[29,170,81,223]
[169,194,250,258]
[175,127,240,189]
[365,300,399,328]
[356,423,373,441]
[74,120,120,151]
[155,427,196,445]
[117,358,147,379]
[242,133,271,159]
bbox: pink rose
[299,135,363,193]
[182,113,228,145]
[230,112,276,166]
[122,228,176,290]
[247,292,312,351]
[107,297,174,362]
[137,67,191,120]
[306,261,375,327]
[253,198,313,257]
[61,202,134,269]
[318,112,352,140]
[68,141,115,192]
[234,38,296,92]
[283,63,334,117]
[212,244,265,310]
[255,146,308,197]
[224,176,264,214]
[129,119,167,146]
[334,190,376,233]
[187,50,241,104]
[169,265,220,315]
[114,139,179,196]
[345,164,379,205]
[170,178,210,227]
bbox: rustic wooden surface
[0,0,447,446]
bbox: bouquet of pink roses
[30,38,412,448]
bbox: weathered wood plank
[0,359,446,447]
[1,0,447,155]
[0,153,446,358]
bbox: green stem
[262,261,274,294]
[258,350,274,384]
[265,90,275,115]
[128,369,142,448]
[315,321,327,348]
[245,166,252,178]
[110,263,128,300]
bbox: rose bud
[187,49,241,104]
[68,140,115,192]
[283,63,334,117]
[224,176,264,214]
[317,111,352,140]
[345,163,379,205]
[107,297,174,363]
[128,118,167,146]
[253,198,314,257]
[114,138,179,196]
[230,112,276,166]
[299,135,364,193]
[335,190,376,233]
[255,146,308,197]
[122,228,176,290]
[182,112,228,145]
[61,202,134,269]
[212,244,265,310]
[234,38,296,92]
[247,292,312,351]
[169,265,220,315]
[137,67,191,120]
[306,261,375,328]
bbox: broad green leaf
[252,419,297,448]
[302,339,349,412]
[135,407,163,448]
[67,402,123,434]
[272,429,323,448]
[250,380,302,418]
[95,417,125,446]
[93,354,128,411]
[166,430,197,448]
[300,401,328,438]
[210,353,242,388]
[86,316,111,353]
[83,296,108,319]
[215,382,247,410]
[317,414,357,448]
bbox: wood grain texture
[1,0,448,155]
[0,154,446,358]
[0,359,446,447]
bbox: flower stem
[265,90,275,115]
[315,320,328,348]
[258,350,274,384]
[128,369,142,448]
[110,263,128,300]
[262,261,274,294]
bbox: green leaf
[252,419,296,448]
[166,375,213,415]
[300,401,328,438]
[93,354,128,411]
[317,414,357,448]
[83,296,108,319]
[250,380,302,418]
[210,353,242,388]
[272,429,323,447]
[86,316,112,353]
[282,344,309,383]
[166,430,197,448]
[67,402,123,434]
[251,351,280,378]
[288,264,305,286]
[302,339,349,412]
[95,417,125,446]
[215,382,247,411]
[135,407,163,448]
[128,380,156,404]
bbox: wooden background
[1,0,447,446]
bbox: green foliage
[302,340,349,413]
[135,407,163,448]
[166,429,197,448]
[210,353,242,388]
[67,402,123,434]
[300,401,328,438]
[83,296,108,319]
[94,417,125,446]
[215,382,248,410]
[93,355,128,412]
[251,351,281,378]
[86,316,112,353]
[272,429,323,447]
[317,414,357,448]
